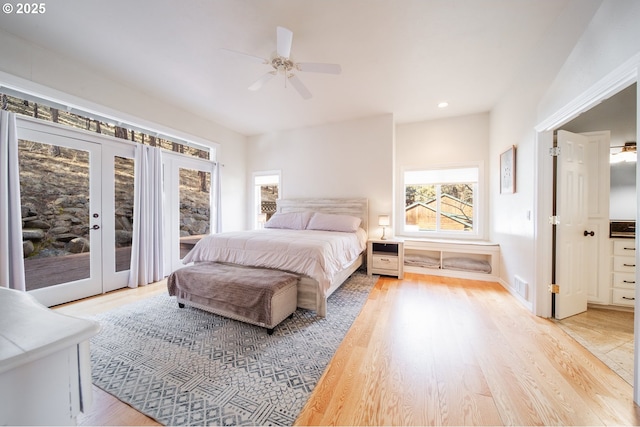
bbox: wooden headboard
[276,198,369,232]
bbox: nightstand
[367,239,404,279]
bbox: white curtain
[0,111,26,291]
[128,145,164,288]
[214,162,222,233]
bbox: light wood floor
[55,273,640,426]
[557,307,634,386]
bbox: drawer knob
[623,296,636,301]
[623,263,636,267]
[623,280,636,284]
[583,230,595,237]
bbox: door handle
[583,230,595,237]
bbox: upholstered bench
[167,262,298,335]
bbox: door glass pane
[114,156,134,272]
[179,167,210,258]
[19,139,91,290]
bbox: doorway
[17,117,135,307]
[549,83,637,385]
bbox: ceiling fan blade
[288,75,312,100]
[248,72,276,91]
[220,48,268,64]
[297,62,342,74]
[277,26,293,59]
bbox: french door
[162,151,215,274]
[17,118,135,307]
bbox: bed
[179,198,369,317]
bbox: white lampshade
[378,215,390,226]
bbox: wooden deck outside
[24,235,204,291]
[24,247,132,291]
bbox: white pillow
[264,211,313,230]
[306,212,362,233]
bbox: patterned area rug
[89,272,376,426]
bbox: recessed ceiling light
[438,102,449,108]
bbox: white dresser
[0,288,100,426]
[610,238,637,306]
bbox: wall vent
[514,275,528,299]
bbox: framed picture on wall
[500,145,516,194]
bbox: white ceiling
[0,0,601,136]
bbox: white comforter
[182,228,367,295]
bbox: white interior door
[582,131,611,304]
[555,130,590,319]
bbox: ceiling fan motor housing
[271,56,295,73]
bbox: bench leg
[267,328,275,335]
[178,303,185,309]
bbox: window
[1,93,211,160]
[403,166,479,236]
[253,172,280,229]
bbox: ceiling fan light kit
[610,141,637,164]
[222,26,341,100]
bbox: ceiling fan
[221,26,342,100]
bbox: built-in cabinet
[366,238,500,281]
[611,239,637,306]
[402,239,499,281]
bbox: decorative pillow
[264,211,313,230]
[306,212,362,233]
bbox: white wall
[395,113,490,238]
[488,0,604,309]
[538,1,640,121]
[246,114,394,235]
[0,29,247,231]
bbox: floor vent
[514,275,528,299]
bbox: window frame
[398,162,485,240]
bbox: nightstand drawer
[373,255,399,270]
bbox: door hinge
[548,215,560,225]
[549,147,561,156]
[549,284,560,294]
